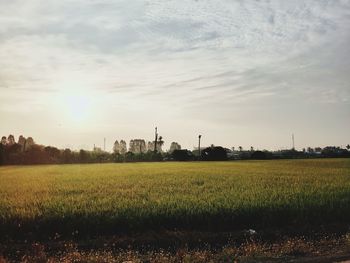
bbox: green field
[0,159,350,238]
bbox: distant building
[119,140,127,154]
[129,139,147,154]
[112,140,127,154]
[0,134,34,150]
[147,141,163,152]
[25,137,35,151]
[113,140,120,153]
[169,142,181,153]
[93,146,102,153]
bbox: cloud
[0,0,349,149]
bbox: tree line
[0,134,349,165]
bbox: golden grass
[0,159,349,235]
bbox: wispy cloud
[0,0,349,149]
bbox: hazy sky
[0,0,349,151]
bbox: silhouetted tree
[62,148,72,163]
[125,151,135,162]
[79,149,88,163]
[0,143,4,165]
[201,146,227,161]
[5,143,23,164]
[172,149,194,161]
[44,146,61,163]
[321,146,349,158]
[251,151,267,160]
[315,147,322,152]
[24,145,48,164]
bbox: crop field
[0,159,350,239]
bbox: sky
[0,0,349,151]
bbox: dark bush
[251,151,267,160]
[201,146,227,161]
[172,149,194,161]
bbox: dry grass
[1,235,350,262]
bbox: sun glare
[64,94,91,122]
[53,81,95,124]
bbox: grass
[0,159,350,239]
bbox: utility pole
[154,127,158,153]
[104,138,106,152]
[292,133,295,150]
[198,135,202,160]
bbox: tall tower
[154,127,158,152]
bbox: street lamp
[198,135,202,160]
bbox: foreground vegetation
[2,234,350,262]
[1,159,350,261]
[0,159,349,239]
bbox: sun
[53,86,95,124]
[64,94,91,122]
